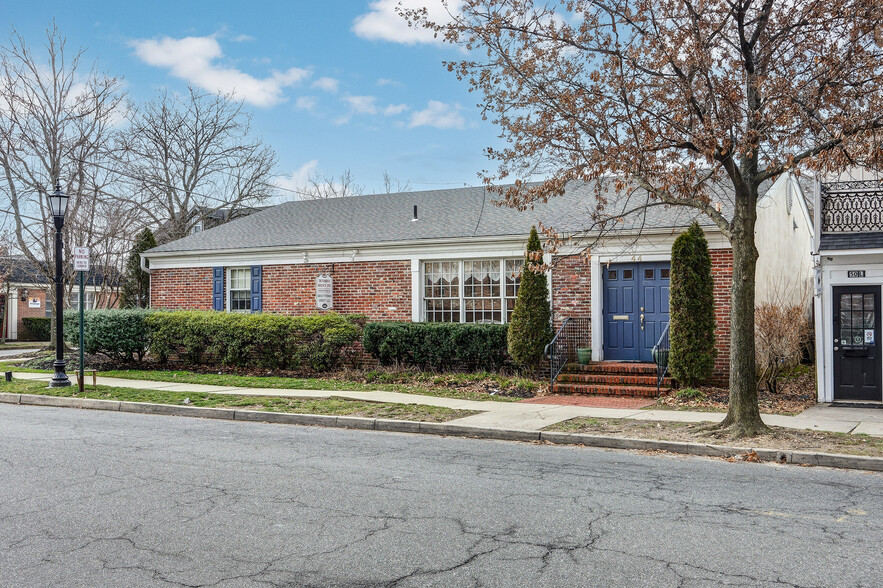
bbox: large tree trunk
[716,186,769,437]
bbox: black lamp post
[49,182,71,388]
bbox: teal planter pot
[577,347,592,365]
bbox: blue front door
[603,262,670,361]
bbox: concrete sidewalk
[11,371,883,436]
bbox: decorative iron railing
[652,322,670,395]
[544,317,591,392]
[821,180,883,233]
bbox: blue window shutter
[250,265,262,313]
[212,267,224,311]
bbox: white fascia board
[145,236,532,270]
[821,248,883,257]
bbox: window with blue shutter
[250,265,262,313]
[212,267,224,311]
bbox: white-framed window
[227,268,251,312]
[69,291,95,311]
[424,261,460,322]
[423,259,523,324]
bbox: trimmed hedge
[63,309,151,361]
[21,317,51,341]
[362,322,509,371]
[145,311,363,371]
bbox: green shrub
[63,309,151,361]
[507,227,552,373]
[676,387,705,400]
[362,322,508,371]
[21,317,51,341]
[668,222,716,386]
[144,311,362,371]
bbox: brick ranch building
[143,175,812,384]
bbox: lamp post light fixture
[49,181,71,388]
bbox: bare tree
[382,171,412,194]
[0,24,127,345]
[120,87,278,243]
[298,169,365,200]
[406,0,883,437]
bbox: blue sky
[5,1,502,195]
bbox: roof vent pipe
[412,205,418,222]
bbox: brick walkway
[519,395,656,409]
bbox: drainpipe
[140,255,151,274]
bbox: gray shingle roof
[820,232,883,250]
[147,181,730,255]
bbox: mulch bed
[656,370,817,414]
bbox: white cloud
[384,103,409,116]
[343,95,378,115]
[295,96,317,111]
[274,160,318,193]
[230,34,254,42]
[130,35,309,108]
[409,100,465,129]
[352,0,460,45]
[312,77,339,93]
[376,78,402,87]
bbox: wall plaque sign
[28,297,40,308]
[316,274,333,310]
[848,270,866,278]
[866,329,876,345]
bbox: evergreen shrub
[362,322,508,371]
[63,309,151,361]
[668,222,716,386]
[507,226,552,372]
[145,311,362,371]
[21,317,51,341]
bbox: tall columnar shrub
[120,228,157,309]
[507,226,552,372]
[669,222,716,386]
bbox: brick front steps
[552,362,670,397]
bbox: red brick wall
[549,249,735,382]
[262,261,410,320]
[15,288,48,338]
[150,267,214,310]
[710,248,733,383]
[551,254,591,341]
[149,261,411,320]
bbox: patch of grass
[0,379,476,422]
[546,416,883,458]
[92,368,525,402]
[0,342,44,349]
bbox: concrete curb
[3,392,882,472]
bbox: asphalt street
[1,404,881,587]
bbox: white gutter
[140,254,151,274]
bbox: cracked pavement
[1,404,881,587]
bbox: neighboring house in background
[143,175,812,386]
[754,174,815,307]
[154,206,267,244]
[813,171,883,404]
[0,257,120,340]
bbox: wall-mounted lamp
[19,288,28,302]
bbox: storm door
[833,286,882,401]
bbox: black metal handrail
[821,180,883,233]
[652,322,670,395]
[544,317,591,392]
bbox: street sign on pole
[73,246,89,392]
[73,246,90,272]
